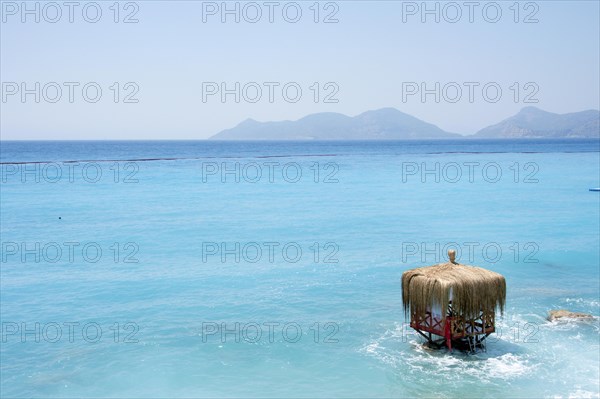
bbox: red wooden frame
[410,304,495,351]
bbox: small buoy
[58,217,62,219]
[590,188,600,192]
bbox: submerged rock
[548,309,595,322]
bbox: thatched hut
[402,249,506,351]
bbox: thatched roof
[402,251,506,321]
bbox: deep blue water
[1,139,599,163]
[1,140,599,398]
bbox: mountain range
[210,107,600,140]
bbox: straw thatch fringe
[402,262,506,321]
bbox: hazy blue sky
[1,0,599,139]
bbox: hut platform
[402,250,506,353]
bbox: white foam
[360,324,536,383]
[562,297,600,309]
[568,389,600,399]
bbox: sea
[1,139,599,398]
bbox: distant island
[209,107,600,140]
[473,106,600,138]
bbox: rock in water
[548,309,594,321]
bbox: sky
[1,0,599,139]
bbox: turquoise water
[1,140,599,398]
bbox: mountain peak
[364,107,402,114]
[518,106,546,114]
[238,118,259,125]
[357,107,408,117]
